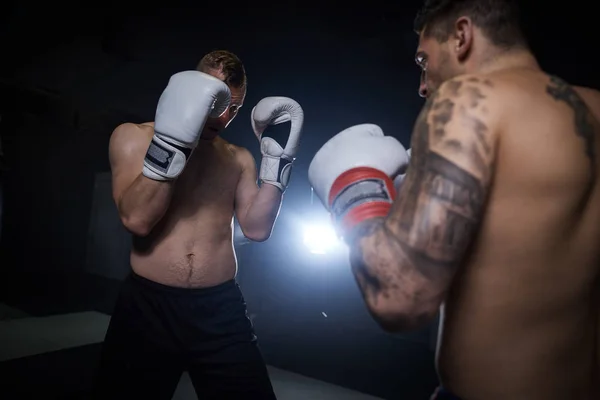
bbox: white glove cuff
[143,134,192,181]
[259,155,293,192]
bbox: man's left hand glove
[251,97,304,192]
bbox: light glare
[302,223,340,255]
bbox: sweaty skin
[109,73,283,288]
[347,70,600,400]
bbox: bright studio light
[302,222,341,255]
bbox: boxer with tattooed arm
[309,1,600,399]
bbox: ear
[454,16,474,61]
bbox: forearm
[241,183,282,241]
[118,174,175,236]
[348,218,434,331]
[348,218,402,304]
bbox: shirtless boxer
[95,50,304,399]
[308,1,599,399]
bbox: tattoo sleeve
[348,76,498,325]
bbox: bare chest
[171,143,241,212]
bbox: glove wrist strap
[143,134,193,181]
[259,154,294,192]
[328,167,396,236]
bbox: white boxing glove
[251,96,304,191]
[143,71,231,181]
[308,124,410,238]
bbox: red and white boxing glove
[308,124,410,239]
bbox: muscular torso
[437,71,600,399]
[131,126,242,288]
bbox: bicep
[109,123,147,204]
[387,76,499,282]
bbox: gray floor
[0,305,383,400]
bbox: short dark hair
[197,50,247,89]
[414,0,526,48]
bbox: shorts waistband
[128,270,237,297]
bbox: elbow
[373,313,423,333]
[116,199,154,237]
[249,235,270,243]
[244,229,272,242]
[369,301,438,333]
[240,224,273,242]
[120,214,152,237]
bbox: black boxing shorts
[94,271,276,400]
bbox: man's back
[438,69,600,400]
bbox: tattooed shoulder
[546,76,597,168]
[409,75,498,184]
[388,75,499,277]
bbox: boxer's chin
[200,127,220,141]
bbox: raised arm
[111,71,231,236]
[233,96,304,242]
[233,146,282,242]
[109,123,175,236]
[349,76,500,331]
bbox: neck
[470,46,540,75]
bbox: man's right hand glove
[308,124,410,239]
[143,71,231,181]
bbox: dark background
[0,1,597,399]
